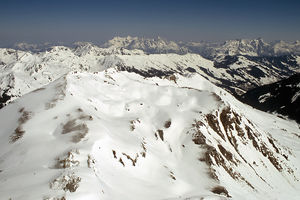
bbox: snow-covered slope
[99,53,300,95]
[0,45,144,108]
[0,69,299,200]
[0,46,104,108]
[213,54,300,93]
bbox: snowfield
[0,69,299,200]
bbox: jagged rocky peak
[103,35,166,47]
[103,36,139,48]
[73,41,96,50]
[103,36,188,54]
[72,41,104,56]
[213,38,270,57]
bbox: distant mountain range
[184,38,300,60]
[102,36,300,59]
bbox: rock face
[240,73,300,123]
[0,69,299,200]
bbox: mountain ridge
[1,46,300,109]
[0,69,299,199]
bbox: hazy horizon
[1,0,300,46]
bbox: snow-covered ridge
[105,53,300,95]
[1,46,300,109]
[0,69,299,200]
[0,45,146,108]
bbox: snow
[0,38,300,199]
[1,43,300,109]
[103,36,300,58]
[0,69,299,200]
[258,92,272,103]
[297,56,300,66]
[102,36,188,54]
[291,91,300,103]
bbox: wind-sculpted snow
[0,69,299,200]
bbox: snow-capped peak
[102,36,188,54]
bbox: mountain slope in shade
[0,69,299,200]
[240,73,300,123]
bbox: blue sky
[1,0,300,46]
